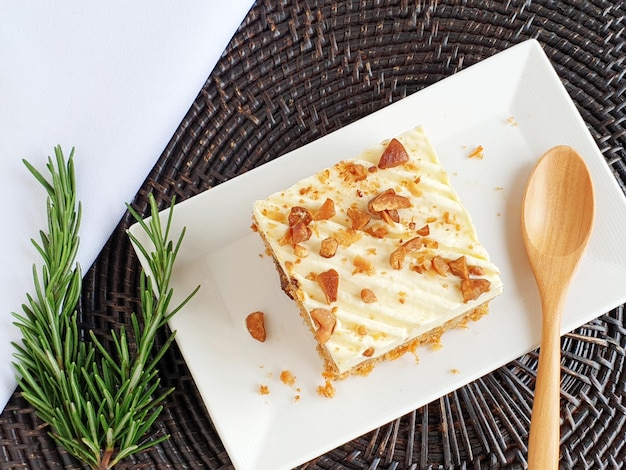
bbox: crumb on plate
[280,370,296,387]
[317,379,336,398]
[468,145,484,160]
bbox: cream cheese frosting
[253,126,503,376]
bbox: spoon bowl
[521,145,595,469]
[523,149,594,259]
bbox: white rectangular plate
[129,39,626,470]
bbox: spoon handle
[527,302,562,469]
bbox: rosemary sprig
[12,146,199,469]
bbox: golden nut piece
[319,237,339,258]
[245,311,267,342]
[461,278,491,303]
[311,308,336,343]
[317,268,339,304]
[360,288,377,303]
[368,188,412,213]
[378,138,409,169]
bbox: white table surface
[0,0,255,413]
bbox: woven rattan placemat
[2,1,625,468]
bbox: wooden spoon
[521,145,595,469]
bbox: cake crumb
[506,116,518,127]
[411,349,420,364]
[430,335,444,350]
[259,384,270,395]
[450,368,460,374]
[468,145,484,160]
[317,379,336,398]
[280,370,296,387]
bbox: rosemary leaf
[12,146,198,469]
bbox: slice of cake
[252,126,503,380]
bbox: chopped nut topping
[403,179,422,197]
[432,256,450,276]
[347,206,371,230]
[278,230,292,246]
[293,244,309,258]
[368,188,412,213]
[402,236,423,252]
[357,324,368,335]
[365,224,388,238]
[340,162,369,182]
[448,256,469,280]
[422,238,439,249]
[416,224,430,236]
[461,278,491,302]
[390,246,406,270]
[283,206,313,246]
[380,209,400,224]
[378,138,409,169]
[313,198,336,221]
[317,169,330,183]
[469,265,485,276]
[363,346,375,357]
[360,289,377,303]
[319,237,339,258]
[245,311,267,342]
[390,237,422,270]
[291,221,312,245]
[311,308,336,343]
[415,258,432,273]
[335,228,361,247]
[353,255,375,275]
[412,264,426,274]
[317,269,339,303]
[442,211,460,230]
[288,206,312,227]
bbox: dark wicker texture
[2,0,625,469]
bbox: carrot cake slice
[252,126,503,379]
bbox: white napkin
[0,0,254,413]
